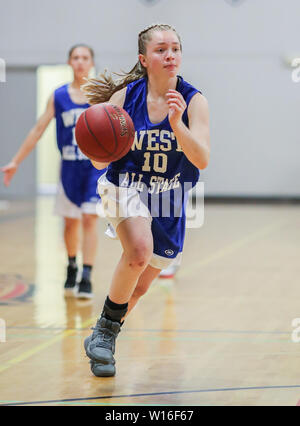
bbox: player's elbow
[195,148,210,170]
[198,156,209,170]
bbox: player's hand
[91,160,110,170]
[1,161,18,186]
[166,89,187,129]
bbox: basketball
[75,103,135,162]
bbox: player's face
[68,47,94,78]
[140,30,182,78]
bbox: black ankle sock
[68,256,77,269]
[82,264,92,281]
[105,296,128,311]
[102,296,128,323]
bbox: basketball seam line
[117,118,135,158]
[104,105,134,159]
[102,105,119,155]
[83,111,114,157]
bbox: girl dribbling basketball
[83,24,210,377]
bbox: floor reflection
[34,196,67,328]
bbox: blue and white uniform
[53,83,106,218]
[98,76,200,268]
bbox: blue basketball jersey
[106,76,200,190]
[105,76,201,260]
[54,84,105,207]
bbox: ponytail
[82,61,146,105]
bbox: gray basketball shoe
[89,359,116,377]
[85,335,116,377]
[84,317,121,364]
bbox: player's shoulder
[178,76,201,96]
[109,78,145,108]
[109,87,127,108]
[54,83,69,93]
[187,92,209,124]
[189,92,208,110]
[54,83,69,97]
[178,76,207,115]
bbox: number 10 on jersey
[142,152,168,173]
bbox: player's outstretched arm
[91,87,128,171]
[1,94,55,186]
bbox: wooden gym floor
[0,196,300,406]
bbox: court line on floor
[4,326,292,335]
[1,384,300,406]
[0,316,97,375]
[179,218,288,278]
[4,334,291,344]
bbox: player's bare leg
[64,217,80,256]
[77,214,98,299]
[108,217,153,303]
[124,264,161,318]
[84,217,153,376]
[81,214,98,265]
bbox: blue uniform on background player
[1,45,106,299]
[82,24,210,377]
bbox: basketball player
[1,45,106,299]
[82,24,210,376]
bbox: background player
[82,23,210,376]
[1,44,106,299]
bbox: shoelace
[91,324,116,350]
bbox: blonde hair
[82,24,182,105]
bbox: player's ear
[138,54,147,69]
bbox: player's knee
[64,218,79,232]
[82,214,97,231]
[127,244,152,270]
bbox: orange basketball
[75,103,135,162]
